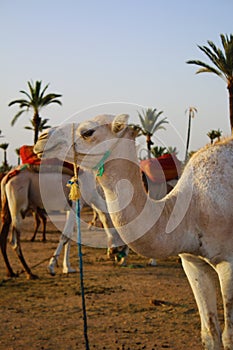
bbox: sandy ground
[0,208,224,350]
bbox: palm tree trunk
[33,112,41,144]
[185,112,191,162]
[4,150,7,166]
[227,81,233,133]
[146,134,153,159]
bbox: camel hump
[2,165,28,185]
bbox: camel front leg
[48,234,68,275]
[180,253,221,350]
[216,261,233,349]
[63,239,76,274]
[48,207,76,275]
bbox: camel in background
[0,166,129,278]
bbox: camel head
[34,123,79,163]
[34,114,137,172]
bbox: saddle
[20,145,74,176]
[140,153,182,183]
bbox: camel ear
[112,114,129,134]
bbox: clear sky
[0,0,232,165]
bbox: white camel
[34,114,233,350]
[47,167,129,276]
[0,166,128,279]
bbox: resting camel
[0,166,129,278]
[34,114,233,350]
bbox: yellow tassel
[67,177,81,201]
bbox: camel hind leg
[10,225,38,279]
[31,209,47,242]
[180,253,221,350]
[30,211,41,242]
[6,179,38,280]
[0,222,17,277]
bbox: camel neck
[96,156,196,258]
[98,158,148,210]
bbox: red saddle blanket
[19,145,74,173]
[140,154,181,183]
[20,145,41,165]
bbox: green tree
[187,34,233,132]
[185,107,197,163]
[9,80,62,144]
[151,146,167,158]
[151,146,178,158]
[207,129,222,144]
[137,108,168,158]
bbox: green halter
[92,150,111,176]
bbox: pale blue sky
[1,0,232,164]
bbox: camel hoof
[7,271,18,278]
[27,273,39,280]
[30,238,35,242]
[47,265,55,276]
[63,267,76,274]
[148,258,157,266]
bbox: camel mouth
[34,128,60,157]
[34,134,49,158]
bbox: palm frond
[41,94,62,107]
[27,81,35,99]
[137,108,167,135]
[187,60,223,77]
[40,83,49,99]
[151,117,168,134]
[24,126,33,130]
[19,89,32,101]
[8,98,29,107]
[11,110,26,126]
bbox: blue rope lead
[76,199,90,350]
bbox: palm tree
[0,143,9,167]
[187,33,233,132]
[214,128,222,141]
[150,145,178,158]
[8,80,62,144]
[207,129,222,144]
[151,146,167,158]
[185,107,197,163]
[137,108,168,158]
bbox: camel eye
[80,128,95,139]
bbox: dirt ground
[0,208,224,350]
